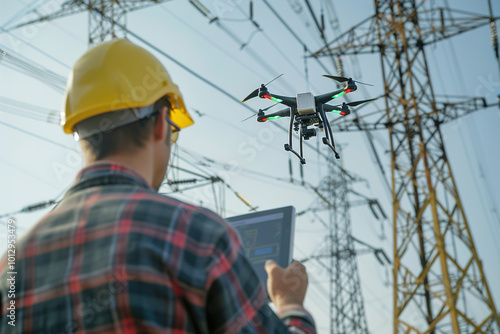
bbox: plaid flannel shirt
[0,162,316,333]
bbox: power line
[0,0,44,28]
[0,27,72,70]
[0,45,66,93]
[187,0,298,95]
[0,183,72,219]
[285,0,325,48]
[0,156,60,189]
[0,96,61,123]
[230,0,322,93]
[260,0,332,74]
[0,120,78,152]
[86,3,343,166]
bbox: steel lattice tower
[11,0,167,46]
[324,159,369,334]
[311,1,500,333]
[304,155,388,334]
[320,161,368,334]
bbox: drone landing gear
[322,138,341,159]
[318,107,341,159]
[285,110,306,164]
[284,144,306,164]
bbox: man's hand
[264,260,308,311]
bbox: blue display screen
[226,206,295,296]
[253,246,274,256]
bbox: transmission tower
[10,0,169,46]
[301,154,390,334]
[322,158,369,334]
[310,1,500,333]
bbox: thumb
[264,259,278,274]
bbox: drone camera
[303,128,317,139]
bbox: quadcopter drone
[242,74,376,164]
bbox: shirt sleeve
[277,305,317,334]
[204,222,317,334]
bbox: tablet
[225,206,295,293]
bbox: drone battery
[296,92,316,115]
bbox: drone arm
[323,104,350,116]
[315,86,356,104]
[264,108,291,118]
[260,93,296,107]
[323,104,342,112]
[257,108,292,122]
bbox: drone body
[242,75,376,164]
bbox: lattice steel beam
[9,0,168,46]
[312,1,500,333]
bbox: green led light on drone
[332,91,345,99]
[332,110,341,114]
[270,97,283,103]
[267,116,281,120]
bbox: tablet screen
[226,206,295,293]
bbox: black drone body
[242,74,376,164]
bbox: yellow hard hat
[61,38,194,135]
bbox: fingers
[264,259,280,275]
[265,260,306,280]
[265,259,308,309]
[265,260,305,272]
[291,260,304,270]
[291,261,306,274]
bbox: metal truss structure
[11,0,168,46]
[311,1,500,333]
[302,156,390,334]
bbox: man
[0,39,316,333]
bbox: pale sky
[1,1,499,333]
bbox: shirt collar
[71,161,154,192]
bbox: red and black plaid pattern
[0,162,316,333]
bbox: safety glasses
[166,117,180,144]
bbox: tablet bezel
[225,206,296,284]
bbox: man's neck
[87,151,154,188]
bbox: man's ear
[153,106,168,142]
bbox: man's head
[61,39,193,190]
[79,96,175,190]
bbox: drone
[242,74,376,164]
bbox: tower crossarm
[329,97,493,132]
[309,5,499,57]
[6,1,85,31]
[435,97,496,124]
[6,0,170,45]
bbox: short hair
[81,97,170,161]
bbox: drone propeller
[265,73,283,86]
[241,113,257,122]
[344,98,377,107]
[242,74,284,102]
[325,98,377,116]
[242,88,259,103]
[241,102,280,122]
[323,74,373,86]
